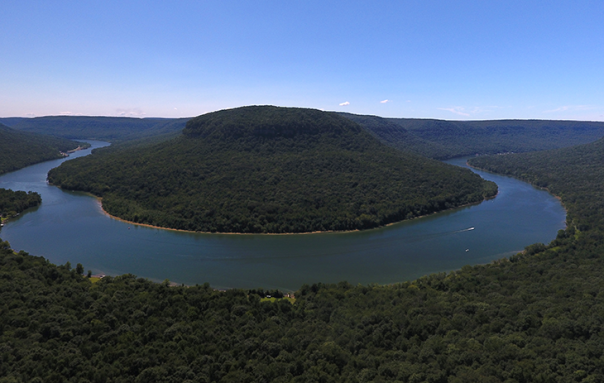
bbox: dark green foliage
[342,113,604,159]
[3,130,604,381]
[3,111,604,381]
[0,189,41,219]
[48,106,496,233]
[0,219,603,382]
[0,123,86,175]
[1,116,189,142]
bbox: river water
[0,141,566,290]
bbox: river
[0,141,566,290]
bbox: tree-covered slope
[342,113,604,159]
[469,137,604,234]
[1,116,189,142]
[339,113,456,159]
[0,123,86,175]
[48,106,496,233]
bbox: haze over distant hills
[48,106,496,233]
[0,116,189,142]
[5,113,603,159]
[341,113,604,159]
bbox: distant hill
[0,123,86,175]
[48,106,496,233]
[1,116,190,142]
[341,113,604,159]
[6,114,602,156]
[340,113,456,158]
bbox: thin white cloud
[116,108,146,117]
[339,101,350,106]
[58,111,85,116]
[380,99,389,104]
[544,105,594,113]
[439,107,470,117]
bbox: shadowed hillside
[0,123,87,175]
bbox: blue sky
[2,1,603,121]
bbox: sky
[2,1,603,121]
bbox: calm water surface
[0,141,566,290]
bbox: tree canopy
[48,106,496,233]
[2,114,604,381]
[0,188,41,221]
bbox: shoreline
[467,161,568,225]
[60,145,88,157]
[67,145,87,153]
[92,194,494,236]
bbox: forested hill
[1,116,189,142]
[6,114,603,157]
[337,113,455,159]
[0,123,86,175]
[48,106,496,233]
[341,113,604,159]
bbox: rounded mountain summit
[49,106,497,233]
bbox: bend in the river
[0,141,566,290]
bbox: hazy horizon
[2,1,603,121]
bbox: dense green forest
[1,138,603,382]
[469,137,604,234]
[0,123,86,175]
[4,110,604,381]
[48,106,496,233]
[0,116,189,142]
[0,188,41,222]
[342,113,604,159]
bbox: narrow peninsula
[48,106,497,233]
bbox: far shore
[467,161,568,218]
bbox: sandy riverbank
[93,195,494,236]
